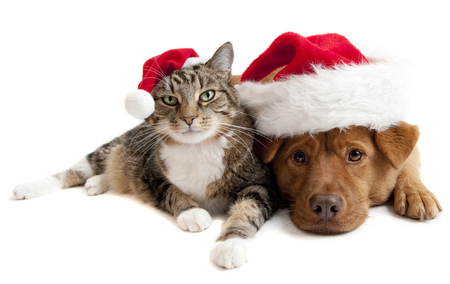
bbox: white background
[1,1,449,283]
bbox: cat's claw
[210,238,251,269]
[85,175,107,196]
[176,208,211,232]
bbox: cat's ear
[206,42,234,82]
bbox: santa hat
[236,32,410,137]
[125,48,206,119]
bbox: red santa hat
[236,32,410,137]
[125,48,206,119]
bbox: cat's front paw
[210,238,251,269]
[13,176,61,199]
[85,175,107,196]
[176,208,211,232]
[394,184,442,220]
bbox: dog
[254,122,442,234]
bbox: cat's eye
[292,151,307,164]
[348,149,363,162]
[163,96,178,106]
[199,90,215,102]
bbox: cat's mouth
[182,129,202,135]
[171,127,216,144]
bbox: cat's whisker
[128,127,160,146]
[278,189,294,199]
[217,126,266,155]
[127,124,170,146]
[133,121,172,131]
[119,134,160,169]
[234,110,261,121]
[217,124,271,150]
[216,122,274,142]
[129,134,160,154]
[215,123,274,151]
[128,128,160,146]
[151,55,167,78]
[215,127,256,166]
[128,123,170,139]
[128,130,163,160]
[141,122,171,127]
[143,66,168,78]
[215,122,254,133]
[216,123,253,135]
[217,125,254,141]
[212,128,244,156]
[141,66,163,74]
[142,65,168,83]
[145,130,175,167]
[141,76,167,82]
[131,133,166,168]
[130,128,159,138]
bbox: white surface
[1,1,448,283]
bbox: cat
[12,43,280,269]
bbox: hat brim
[236,49,411,137]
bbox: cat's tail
[13,157,94,199]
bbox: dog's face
[255,122,419,234]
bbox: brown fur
[106,145,139,195]
[254,122,442,234]
[60,169,86,188]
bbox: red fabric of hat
[124,48,199,120]
[241,32,368,82]
[138,48,199,93]
[236,31,410,137]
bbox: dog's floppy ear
[374,121,420,169]
[254,135,284,164]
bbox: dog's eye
[292,151,306,163]
[348,150,363,162]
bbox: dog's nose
[310,194,343,222]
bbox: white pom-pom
[124,89,155,119]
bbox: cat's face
[147,43,239,144]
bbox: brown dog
[254,122,442,234]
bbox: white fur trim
[183,57,207,67]
[236,50,411,136]
[124,89,155,119]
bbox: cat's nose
[181,115,198,126]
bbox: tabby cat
[13,43,279,269]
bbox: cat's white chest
[159,137,228,203]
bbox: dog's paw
[13,176,62,199]
[210,238,251,269]
[176,208,211,232]
[394,185,442,220]
[85,175,107,196]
